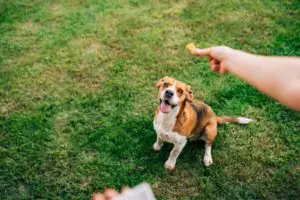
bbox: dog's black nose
[165,90,174,98]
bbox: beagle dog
[153,76,253,170]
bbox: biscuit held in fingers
[186,43,198,55]
[186,43,213,59]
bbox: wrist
[225,49,255,72]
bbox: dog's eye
[177,89,183,94]
[163,83,168,88]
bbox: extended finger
[194,48,212,57]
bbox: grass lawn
[1,0,300,199]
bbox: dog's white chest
[154,108,185,143]
[154,111,176,130]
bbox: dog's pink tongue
[160,102,171,113]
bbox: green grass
[1,0,300,199]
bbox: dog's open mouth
[160,99,177,113]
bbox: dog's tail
[217,116,253,125]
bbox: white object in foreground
[115,183,156,200]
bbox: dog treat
[186,43,197,55]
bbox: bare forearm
[190,44,300,111]
[227,51,300,111]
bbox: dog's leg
[153,135,164,151]
[204,143,213,167]
[164,137,187,170]
[203,122,217,167]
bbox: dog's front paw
[203,155,213,167]
[153,142,162,151]
[164,160,175,170]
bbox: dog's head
[156,76,193,113]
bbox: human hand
[187,44,237,74]
[91,183,155,200]
[92,188,129,200]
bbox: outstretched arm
[187,44,300,111]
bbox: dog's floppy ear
[156,76,169,88]
[187,85,193,102]
[156,79,163,88]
